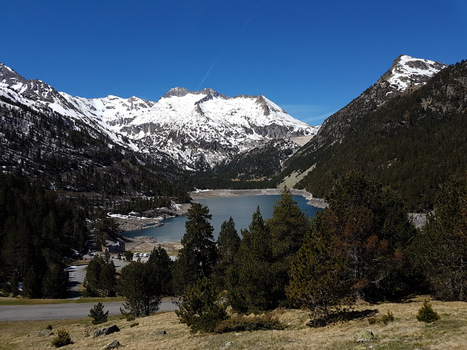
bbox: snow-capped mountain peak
[162,86,192,98]
[0,64,318,170]
[117,87,318,169]
[384,54,447,91]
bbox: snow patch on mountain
[0,62,318,170]
[385,55,447,91]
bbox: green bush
[88,302,108,324]
[176,277,228,333]
[368,310,395,325]
[214,314,284,333]
[381,310,395,325]
[120,309,136,321]
[417,300,440,323]
[51,329,72,348]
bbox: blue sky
[1,0,466,126]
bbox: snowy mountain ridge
[0,62,318,170]
[0,55,445,171]
[380,54,447,92]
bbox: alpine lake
[122,194,322,243]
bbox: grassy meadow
[1,297,467,350]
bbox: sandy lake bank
[191,188,329,208]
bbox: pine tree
[323,172,416,301]
[172,203,217,294]
[286,214,348,319]
[268,188,310,303]
[269,188,309,261]
[118,262,162,317]
[147,245,173,295]
[42,264,69,299]
[83,256,117,297]
[89,302,109,324]
[100,260,117,297]
[228,207,277,312]
[22,265,43,298]
[411,177,467,300]
[83,256,103,297]
[212,217,240,291]
[416,299,440,322]
[217,217,241,264]
[176,277,228,333]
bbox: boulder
[101,340,121,349]
[220,341,233,350]
[36,330,54,337]
[356,329,376,343]
[93,325,120,338]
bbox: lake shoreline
[117,189,327,232]
[110,203,192,232]
[118,189,327,251]
[191,188,329,208]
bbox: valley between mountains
[0,55,465,341]
[1,54,463,211]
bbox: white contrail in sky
[198,52,224,90]
[197,0,264,90]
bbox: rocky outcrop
[93,325,120,338]
[101,340,121,349]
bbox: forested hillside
[0,97,190,202]
[0,174,87,298]
[277,60,467,211]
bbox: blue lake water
[123,195,322,243]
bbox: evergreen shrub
[417,300,440,323]
[51,329,72,348]
[176,277,227,333]
[381,310,395,324]
[368,310,395,325]
[88,302,108,324]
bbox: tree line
[0,174,88,298]
[2,170,464,329]
[0,100,191,202]
[110,172,466,331]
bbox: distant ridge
[0,63,318,171]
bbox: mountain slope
[0,94,189,200]
[297,55,446,153]
[0,64,317,171]
[276,55,466,211]
[0,63,137,151]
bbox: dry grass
[1,298,467,350]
